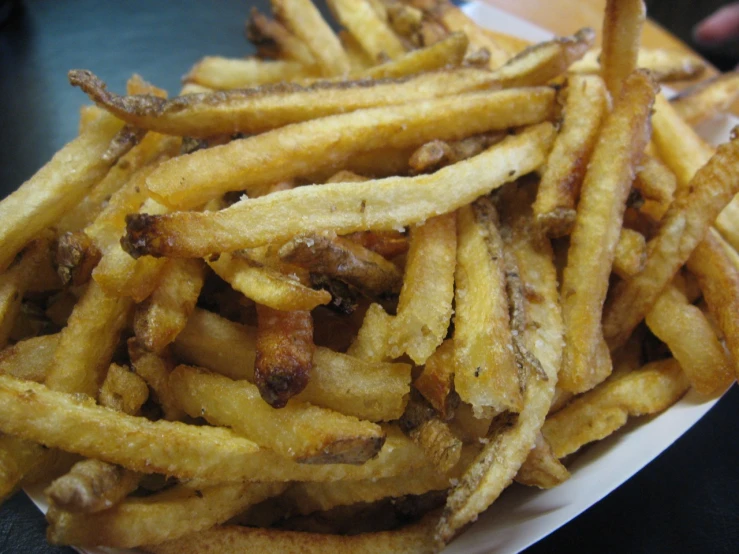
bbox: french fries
[671,71,739,125]
[1,1,738,551]
[144,88,555,209]
[570,47,706,82]
[560,70,656,393]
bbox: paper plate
[27,3,734,553]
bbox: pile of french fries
[1,0,739,552]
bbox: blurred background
[0,1,737,553]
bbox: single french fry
[542,359,690,458]
[0,435,56,503]
[45,281,133,398]
[533,74,608,237]
[604,129,739,350]
[0,111,123,272]
[0,334,59,383]
[128,340,185,421]
[45,459,142,515]
[671,70,739,125]
[407,417,462,474]
[687,229,739,380]
[559,70,656,393]
[170,365,385,463]
[413,338,454,418]
[47,482,285,548]
[278,233,403,296]
[55,231,102,287]
[613,228,647,279]
[570,47,705,83]
[388,212,456,365]
[123,123,555,258]
[141,514,437,554]
[346,303,393,362]
[360,32,468,79]
[174,309,411,421]
[515,433,570,489]
[208,252,331,312]
[143,87,555,209]
[599,0,646,98]
[246,8,316,66]
[272,0,351,76]
[453,202,520,415]
[645,282,733,396]
[328,0,406,61]
[133,259,205,353]
[254,305,315,408]
[184,57,320,89]
[340,30,377,72]
[344,229,409,259]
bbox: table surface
[0,1,738,553]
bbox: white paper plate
[27,3,734,553]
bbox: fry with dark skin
[255,305,315,408]
[278,233,403,296]
[55,231,102,287]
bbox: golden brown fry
[407,417,462,474]
[559,70,656,393]
[272,0,351,75]
[328,0,406,61]
[142,515,436,554]
[651,93,715,190]
[533,74,608,237]
[340,30,377,72]
[687,229,739,380]
[133,259,205,353]
[489,28,594,88]
[408,133,504,174]
[633,154,677,222]
[515,433,570,489]
[604,130,739,350]
[174,309,411,421]
[613,228,647,279]
[671,70,739,125]
[170,365,384,463]
[388,213,456,365]
[0,111,123,272]
[48,482,285,548]
[128,340,184,421]
[542,359,690,458]
[346,303,393,362]
[645,282,733,396]
[361,32,467,79]
[45,459,141,514]
[453,202,520,415]
[144,87,554,209]
[246,8,316,65]
[55,231,102,287]
[279,233,403,296]
[570,47,706,82]
[124,123,555,258]
[99,363,150,415]
[600,0,646,98]
[0,334,59,383]
[0,435,52,503]
[68,67,532,138]
[208,252,331,312]
[344,230,409,259]
[184,57,320,89]
[413,338,454,418]
[44,281,132,398]
[254,305,315,408]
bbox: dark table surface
[1,1,738,553]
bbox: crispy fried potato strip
[0,112,123,272]
[559,70,656,393]
[170,365,384,463]
[671,71,739,126]
[361,32,467,78]
[570,47,705,82]
[185,57,320,89]
[515,433,570,489]
[99,363,149,415]
[542,359,690,458]
[123,123,555,258]
[247,8,316,65]
[388,212,456,365]
[0,334,59,383]
[328,0,406,61]
[254,305,315,407]
[413,338,455,418]
[604,129,739,350]
[533,74,608,237]
[144,88,554,209]
[453,202,520,415]
[128,340,185,421]
[48,482,286,548]
[599,0,646,98]
[633,154,677,222]
[613,228,647,279]
[346,303,393,362]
